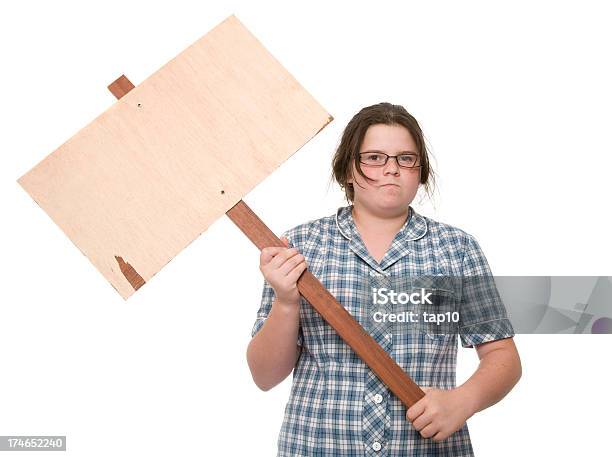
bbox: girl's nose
[384,157,400,175]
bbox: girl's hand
[259,236,307,307]
[405,387,475,442]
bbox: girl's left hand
[405,387,475,442]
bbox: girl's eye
[366,154,383,161]
[399,155,417,164]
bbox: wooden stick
[226,199,425,407]
[107,74,425,408]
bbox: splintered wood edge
[114,256,146,291]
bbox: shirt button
[373,393,383,404]
[372,441,382,451]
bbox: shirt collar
[335,204,428,242]
[335,204,428,273]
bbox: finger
[280,236,290,247]
[286,260,307,284]
[432,431,447,442]
[261,246,291,269]
[419,423,439,439]
[412,412,433,431]
[406,397,427,422]
[278,253,305,276]
[269,247,300,270]
[260,246,288,264]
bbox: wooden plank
[18,14,332,298]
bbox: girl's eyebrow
[361,149,418,154]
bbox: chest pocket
[383,286,458,381]
[365,286,458,340]
[415,287,459,339]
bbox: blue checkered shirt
[251,205,515,456]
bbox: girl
[247,102,521,456]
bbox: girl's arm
[247,299,302,391]
[247,237,306,391]
[459,337,522,414]
[407,337,522,441]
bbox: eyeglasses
[359,152,421,169]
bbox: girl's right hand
[259,236,308,307]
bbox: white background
[1,0,611,455]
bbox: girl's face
[348,123,421,216]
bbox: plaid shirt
[251,205,515,456]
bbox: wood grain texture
[226,200,425,407]
[17,14,332,298]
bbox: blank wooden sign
[18,15,333,299]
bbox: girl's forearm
[456,344,522,416]
[246,300,301,391]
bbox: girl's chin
[370,197,410,210]
[355,192,414,209]
[378,193,405,203]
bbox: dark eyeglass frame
[358,152,422,169]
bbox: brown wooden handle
[108,74,424,407]
[227,199,425,407]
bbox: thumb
[280,236,289,247]
[421,387,433,394]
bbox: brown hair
[331,102,436,203]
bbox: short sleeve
[458,235,515,348]
[250,231,303,346]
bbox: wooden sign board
[18,15,332,299]
[18,14,426,407]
